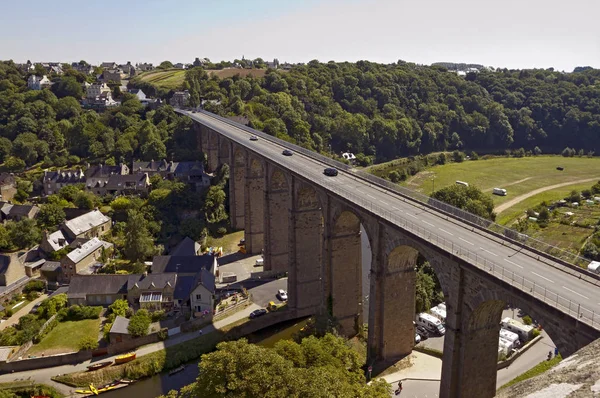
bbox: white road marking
[392,206,404,213]
[407,213,418,219]
[459,237,474,245]
[380,200,389,205]
[563,286,589,300]
[439,228,453,236]
[504,258,524,269]
[531,272,555,283]
[479,247,498,257]
[367,194,376,199]
[422,220,435,227]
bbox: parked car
[249,309,267,319]
[277,289,288,301]
[416,325,430,339]
[415,332,421,344]
[323,168,338,177]
[282,149,293,156]
[250,135,258,141]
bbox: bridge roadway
[180,110,600,328]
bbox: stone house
[60,237,113,282]
[62,210,111,240]
[67,274,130,306]
[102,69,123,83]
[0,202,39,222]
[109,315,132,343]
[169,90,190,107]
[136,62,154,71]
[119,62,136,77]
[42,169,85,196]
[86,83,111,99]
[127,273,176,311]
[98,173,151,196]
[100,62,117,69]
[188,269,216,314]
[131,160,210,189]
[84,163,129,193]
[151,255,218,275]
[39,230,68,255]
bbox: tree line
[173,60,600,164]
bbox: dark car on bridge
[249,309,267,319]
[324,168,338,177]
[250,135,258,141]
[282,149,293,156]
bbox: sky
[1,0,598,71]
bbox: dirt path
[483,177,532,193]
[495,177,599,214]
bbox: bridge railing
[192,108,593,270]
[186,108,600,331]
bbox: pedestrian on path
[395,381,403,395]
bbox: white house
[27,75,52,90]
[188,269,216,315]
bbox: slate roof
[84,164,128,179]
[68,274,130,296]
[110,316,130,334]
[127,273,176,291]
[174,268,215,300]
[151,255,215,274]
[132,160,169,173]
[104,174,148,190]
[41,261,61,272]
[64,210,110,237]
[43,169,85,183]
[170,237,201,256]
[66,238,111,264]
[45,230,68,251]
[0,254,10,275]
[0,203,39,219]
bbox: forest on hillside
[160,61,600,164]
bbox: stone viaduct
[194,122,600,398]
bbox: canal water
[102,318,310,398]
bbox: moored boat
[87,361,113,371]
[169,365,185,376]
[114,352,136,364]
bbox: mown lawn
[406,156,600,204]
[206,230,245,254]
[499,354,562,390]
[28,319,100,356]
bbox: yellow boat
[114,352,136,364]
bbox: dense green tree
[128,309,151,337]
[123,209,155,262]
[432,184,495,220]
[51,76,83,99]
[7,219,41,249]
[204,186,227,224]
[37,203,66,230]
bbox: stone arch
[219,137,230,159]
[250,157,264,178]
[234,147,245,166]
[270,169,288,191]
[297,185,321,211]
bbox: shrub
[150,310,165,322]
[522,315,533,325]
[128,310,151,337]
[216,227,227,236]
[452,150,464,162]
[60,305,102,321]
[532,328,540,338]
[23,280,45,294]
[533,146,542,155]
[469,151,479,160]
[78,336,99,351]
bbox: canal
[102,318,310,398]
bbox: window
[195,294,201,300]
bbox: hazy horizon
[1,0,598,72]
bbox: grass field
[138,69,186,89]
[138,68,268,90]
[496,182,594,225]
[28,319,100,356]
[205,230,244,254]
